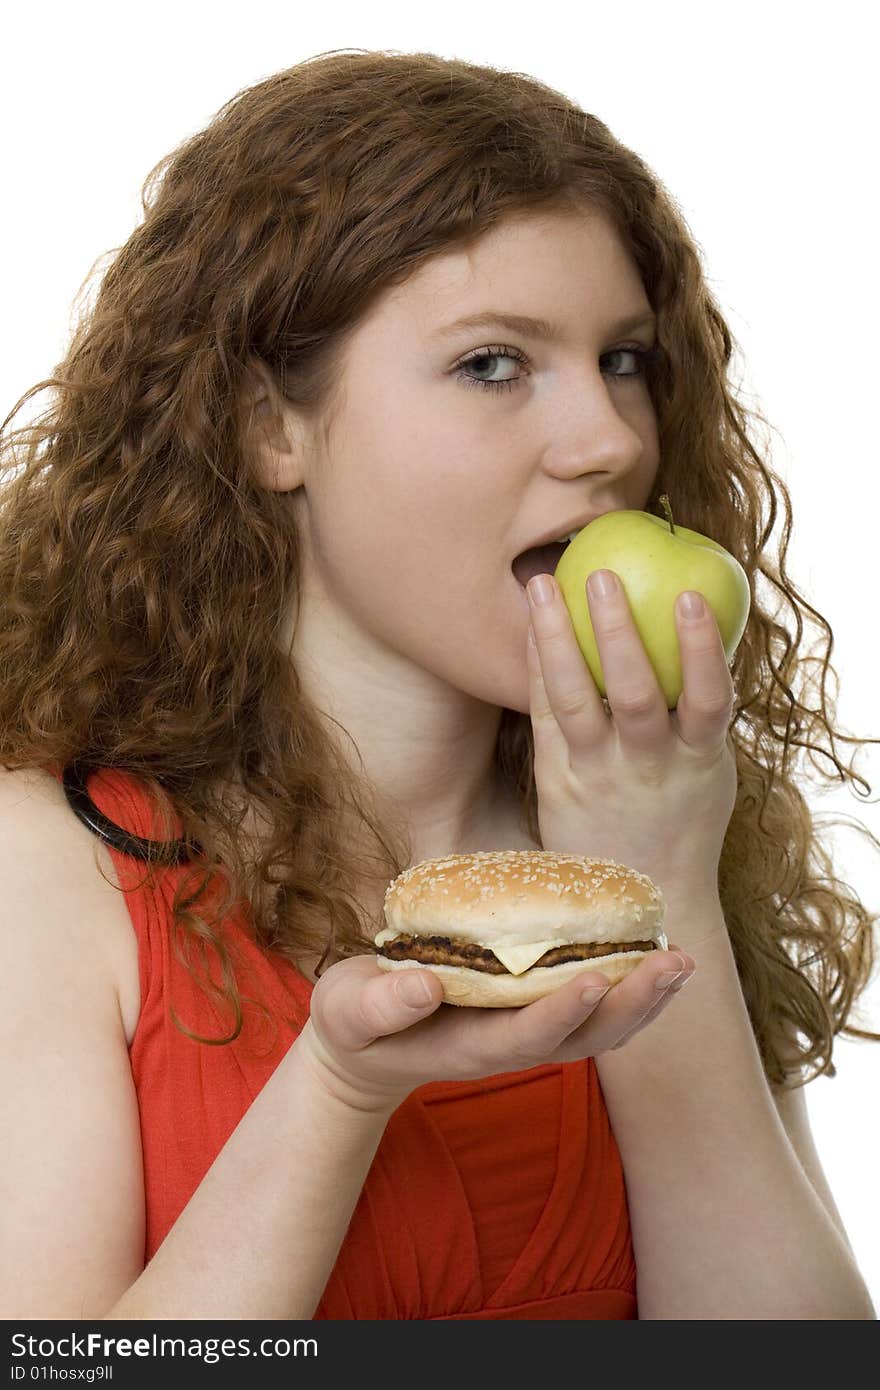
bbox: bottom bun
[375,949,651,1008]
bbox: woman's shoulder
[0,763,141,1048]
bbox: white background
[3,0,878,1315]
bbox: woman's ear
[244,357,309,493]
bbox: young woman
[1,50,876,1320]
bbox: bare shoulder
[0,763,141,1047]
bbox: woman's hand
[525,569,738,903]
[299,947,695,1113]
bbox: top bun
[382,849,666,950]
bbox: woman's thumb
[393,970,440,1012]
[309,957,442,1057]
[349,967,441,1046]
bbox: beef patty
[377,932,658,975]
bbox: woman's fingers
[526,574,607,749]
[672,596,737,749]
[494,948,695,1065]
[578,948,696,1054]
[606,962,695,1050]
[582,570,670,749]
[527,568,736,757]
[526,567,669,754]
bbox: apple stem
[659,493,676,535]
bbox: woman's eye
[453,346,527,394]
[604,346,659,379]
[452,343,660,394]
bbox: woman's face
[285,205,661,717]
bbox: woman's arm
[769,1031,857,1259]
[593,888,876,1320]
[104,1027,393,1320]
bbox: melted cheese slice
[490,940,562,975]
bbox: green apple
[553,495,750,710]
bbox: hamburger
[374,849,667,1007]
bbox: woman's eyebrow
[431,309,657,341]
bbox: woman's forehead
[362,209,641,341]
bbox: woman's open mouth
[511,539,570,588]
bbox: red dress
[49,763,638,1319]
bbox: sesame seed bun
[374,849,667,1007]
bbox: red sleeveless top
[49,763,637,1320]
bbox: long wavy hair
[2,49,878,1089]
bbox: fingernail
[581,983,610,1005]
[588,570,615,600]
[678,590,705,619]
[669,971,695,991]
[397,973,434,1007]
[527,575,554,606]
[655,968,685,991]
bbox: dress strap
[61,760,203,864]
